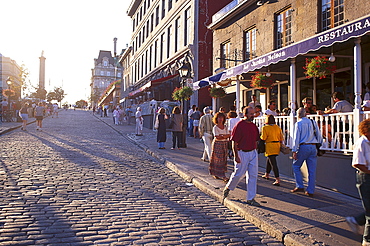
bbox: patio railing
[254,112,359,154]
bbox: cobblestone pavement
[0,110,282,246]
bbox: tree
[19,64,31,96]
[75,99,88,108]
[46,87,66,106]
[30,88,47,100]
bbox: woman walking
[209,112,230,182]
[156,107,168,149]
[19,103,29,131]
[260,115,283,186]
[171,106,183,150]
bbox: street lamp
[178,63,191,148]
[6,77,12,88]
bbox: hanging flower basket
[250,72,275,89]
[217,79,231,87]
[172,86,193,101]
[209,87,226,98]
[3,89,15,98]
[303,56,336,79]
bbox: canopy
[193,14,370,90]
[128,74,179,97]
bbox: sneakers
[246,199,261,207]
[223,188,230,200]
[346,216,360,235]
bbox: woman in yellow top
[261,115,283,186]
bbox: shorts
[20,113,28,121]
[193,120,200,127]
[35,116,43,121]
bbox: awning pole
[353,37,362,143]
[236,78,241,115]
[289,58,297,146]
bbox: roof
[96,50,115,66]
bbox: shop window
[244,27,256,61]
[220,41,231,69]
[275,7,293,49]
[321,0,344,31]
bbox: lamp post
[178,63,191,148]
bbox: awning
[193,14,370,90]
[128,74,179,97]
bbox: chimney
[113,37,117,57]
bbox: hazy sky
[1,0,132,104]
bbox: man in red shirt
[223,106,261,206]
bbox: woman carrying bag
[260,115,283,186]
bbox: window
[149,45,153,71]
[161,0,166,19]
[321,0,344,31]
[155,6,160,26]
[142,26,146,42]
[150,13,154,32]
[143,0,146,14]
[167,25,172,59]
[175,17,180,52]
[184,7,191,46]
[244,27,257,61]
[140,7,143,21]
[154,40,158,68]
[160,33,165,63]
[220,41,231,69]
[117,73,121,78]
[275,7,293,49]
[133,18,136,32]
[101,71,104,76]
[103,60,108,66]
[168,0,172,11]
[145,50,148,74]
[107,71,111,76]
[146,20,150,37]
[138,31,142,48]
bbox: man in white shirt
[198,107,213,162]
[187,105,196,137]
[135,107,143,136]
[248,94,261,108]
[324,92,353,114]
[264,100,278,116]
[346,119,370,244]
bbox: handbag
[280,143,290,155]
[154,115,159,129]
[257,139,265,154]
[310,119,325,156]
[168,114,175,129]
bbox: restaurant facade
[193,0,370,196]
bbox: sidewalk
[1,111,364,245]
[95,113,363,246]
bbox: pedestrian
[19,103,29,131]
[227,111,240,159]
[34,102,46,131]
[156,107,168,149]
[291,107,323,197]
[118,105,125,125]
[170,106,183,150]
[346,119,370,242]
[113,107,119,125]
[125,106,133,125]
[223,107,261,206]
[135,107,143,136]
[260,115,283,186]
[209,112,230,182]
[199,107,214,162]
[52,103,59,118]
[191,107,201,138]
[187,105,196,137]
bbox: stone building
[0,53,21,101]
[90,50,123,107]
[121,0,232,109]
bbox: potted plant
[303,56,336,79]
[172,86,193,101]
[250,72,275,89]
[209,86,226,98]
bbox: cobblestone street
[0,110,281,245]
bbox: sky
[1,0,132,104]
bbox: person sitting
[324,92,353,114]
[265,100,278,116]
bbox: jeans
[292,144,317,194]
[356,172,370,242]
[158,142,165,148]
[172,131,182,148]
[188,119,194,136]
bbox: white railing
[254,112,356,153]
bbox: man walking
[199,107,213,162]
[223,107,261,206]
[291,107,322,197]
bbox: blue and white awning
[193,14,370,90]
